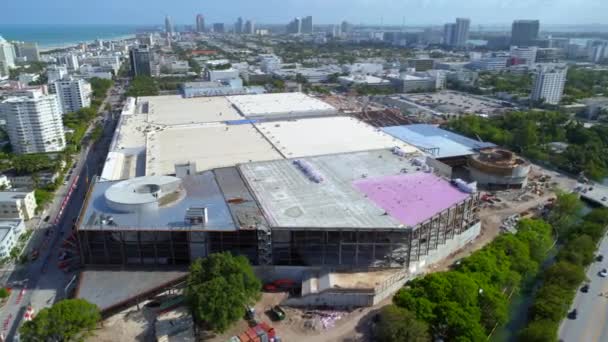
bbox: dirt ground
[88,302,155,342]
[206,292,388,342]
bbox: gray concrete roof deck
[75,269,188,311]
[79,172,237,231]
[238,149,433,229]
[214,167,269,229]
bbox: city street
[559,235,608,342]
[0,85,123,341]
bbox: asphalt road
[559,234,608,342]
[0,86,123,341]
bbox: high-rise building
[531,65,568,105]
[454,18,470,47]
[443,18,470,47]
[59,54,79,70]
[0,89,66,154]
[287,17,302,34]
[51,78,92,114]
[235,17,244,34]
[341,21,352,35]
[511,20,540,47]
[46,65,68,83]
[302,16,313,34]
[165,16,174,36]
[244,20,255,35]
[196,14,205,33]
[0,36,16,78]
[13,42,40,62]
[213,23,225,33]
[443,23,456,46]
[129,45,152,77]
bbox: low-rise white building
[0,190,36,221]
[207,68,240,82]
[18,73,39,85]
[0,219,25,258]
[47,65,68,83]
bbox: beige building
[0,191,37,221]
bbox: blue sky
[3,0,607,25]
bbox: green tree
[125,76,159,97]
[20,299,100,341]
[518,319,558,342]
[548,192,583,236]
[186,252,260,332]
[0,287,9,298]
[375,305,430,342]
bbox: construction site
[70,91,578,341]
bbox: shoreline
[39,34,136,52]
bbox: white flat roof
[146,123,283,176]
[138,95,241,125]
[255,116,419,158]
[227,92,337,119]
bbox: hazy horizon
[3,0,608,26]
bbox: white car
[600,269,608,277]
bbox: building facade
[52,78,92,113]
[511,20,540,47]
[129,45,152,77]
[0,220,25,258]
[47,65,68,83]
[301,16,313,34]
[196,14,205,33]
[0,36,16,78]
[0,90,66,154]
[531,65,568,105]
[0,191,37,221]
[13,42,40,62]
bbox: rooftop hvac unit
[185,207,208,226]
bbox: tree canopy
[390,219,553,341]
[125,76,159,97]
[375,305,431,342]
[186,252,261,333]
[19,299,100,341]
[446,111,608,180]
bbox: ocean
[0,24,139,49]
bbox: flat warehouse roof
[227,92,337,119]
[382,124,496,159]
[238,149,465,229]
[255,117,419,158]
[138,95,242,125]
[146,123,283,176]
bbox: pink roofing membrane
[353,172,469,227]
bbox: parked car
[568,309,578,320]
[599,269,608,277]
[597,254,604,262]
[581,284,590,293]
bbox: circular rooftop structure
[105,176,184,213]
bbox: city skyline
[2,0,608,26]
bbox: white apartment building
[0,89,66,154]
[531,65,568,105]
[0,219,25,258]
[52,78,92,113]
[47,65,68,83]
[259,54,282,73]
[0,191,37,221]
[510,46,538,65]
[0,36,16,78]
